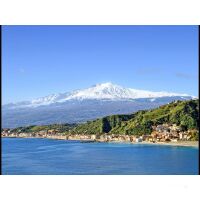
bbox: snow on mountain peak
[62,82,190,101]
[62,82,131,101]
[4,82,193,108]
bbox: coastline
[139,141,198,148]
[102,140,198,147]
[2,136,198,148]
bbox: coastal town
[1,123,198,146]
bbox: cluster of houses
[56,123,195,143]
[1,123,195,143]
[150,123,192,142]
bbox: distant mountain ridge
[4,82,194,109]
[2,83,195,128]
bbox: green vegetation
[68,99,199,136]
[8,99,199,141]
[68,114,134,135]
[10,123,76,133]
[189,129,199,141]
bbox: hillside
[10,123,76,133]
[3,82,194,128]
[68,99,199,136]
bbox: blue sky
[2,25,198,104]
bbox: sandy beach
[139,141,198,147]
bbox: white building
[135,138,142,142]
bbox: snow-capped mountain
[58,82,191,101]
[4,82,193,109]
[2,83,195,128]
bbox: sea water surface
[2,138,198,175]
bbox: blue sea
[2,138,199,175]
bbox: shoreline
[2,136,198,148]
[101,140,198,147]
[139,141,198,148]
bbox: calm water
[2,138,199,175]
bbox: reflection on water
[2,138,198,175]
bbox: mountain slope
[3,82,193,109]
[2,83,195,128]
[69,99,199,135]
